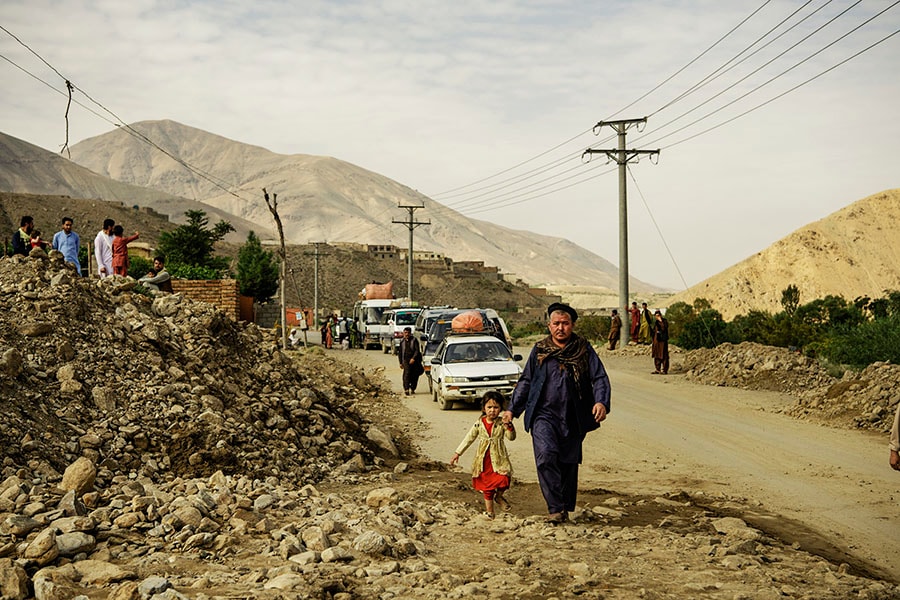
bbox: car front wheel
[437,388,453,411]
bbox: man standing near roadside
[93,218,115,278]
[608,309,622,350]
[503,303,611,523]
[651,309,669,374]
[51,216,81,275]
[12,216,34,256]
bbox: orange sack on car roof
[451,310,484,333]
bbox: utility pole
[583,118,659,346]
[392,204,429,301]
[262,188,289,351]
[304,242,329,330]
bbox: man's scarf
[535,333,591,387]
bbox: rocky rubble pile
[789,361,900,431]
[0,250,393,487]
[2,465,898,599]
[681,342,899,432]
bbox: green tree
[157,210,235,279]
[236,231,280,302]
[675,308,731,349]
[781,284,800,316]
[574,315,606,342]
[663,301,695,342]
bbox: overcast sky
[1,1,897,290]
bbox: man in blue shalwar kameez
[503,302,611,523]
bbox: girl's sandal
[495,497,511,512]
[483,511,494,519]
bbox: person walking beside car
[651,309,669,374]
[608,309,622,350]
[450,391,516,519]
[503,302,610,523]
[398,326,423,395]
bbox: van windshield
[364,307,386,324]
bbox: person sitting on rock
[138,256,172,292]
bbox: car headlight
[444,376,468,383]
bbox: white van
[353,299,394,350]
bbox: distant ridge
[0,131,268,242]
[663,189,900,319]
[67,119,663,291]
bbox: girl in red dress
[450,392,516,518]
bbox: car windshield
[395,312,418,325]
[445,342,512,363]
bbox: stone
[24,528,59,566]
[301,526,331,551]
[264,573,306,591]
[91,386,117,411]
[0,558,28,600]
[56,532,96,556]
[137,576,171,597]
[60,457,96,496]
[366,425,399,457]
[0,348,24,379]
[365,487,399,508]
[353,530,387,555]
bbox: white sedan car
[429,334,523,411]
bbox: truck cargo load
[364,282,393,300]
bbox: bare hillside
[67,120,661,291]
[664,189,900,319]
[0,131,268,243]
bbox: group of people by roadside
[11,214,170,292]
[606,302,669,374]
[318,314,360,350]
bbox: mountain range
[62,120,659,292]
[1,121,897,317]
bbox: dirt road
[341,345,900,581]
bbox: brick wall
[171,279,240,321]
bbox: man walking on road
[398,327,423,396]
[503,302,610,523]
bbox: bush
[575,315,607,343]
[817,314,900,368]
[128,256,153,279]
[511,320,546,339]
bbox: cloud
[1,0,897,290]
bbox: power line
[651,0,829,115]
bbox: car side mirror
[431,357,442,365]
[513,354,523,361]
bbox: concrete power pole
[582,118,659,346]
[304,242,329,328]
[392,204,429,301]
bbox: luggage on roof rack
[451,310,485,333]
